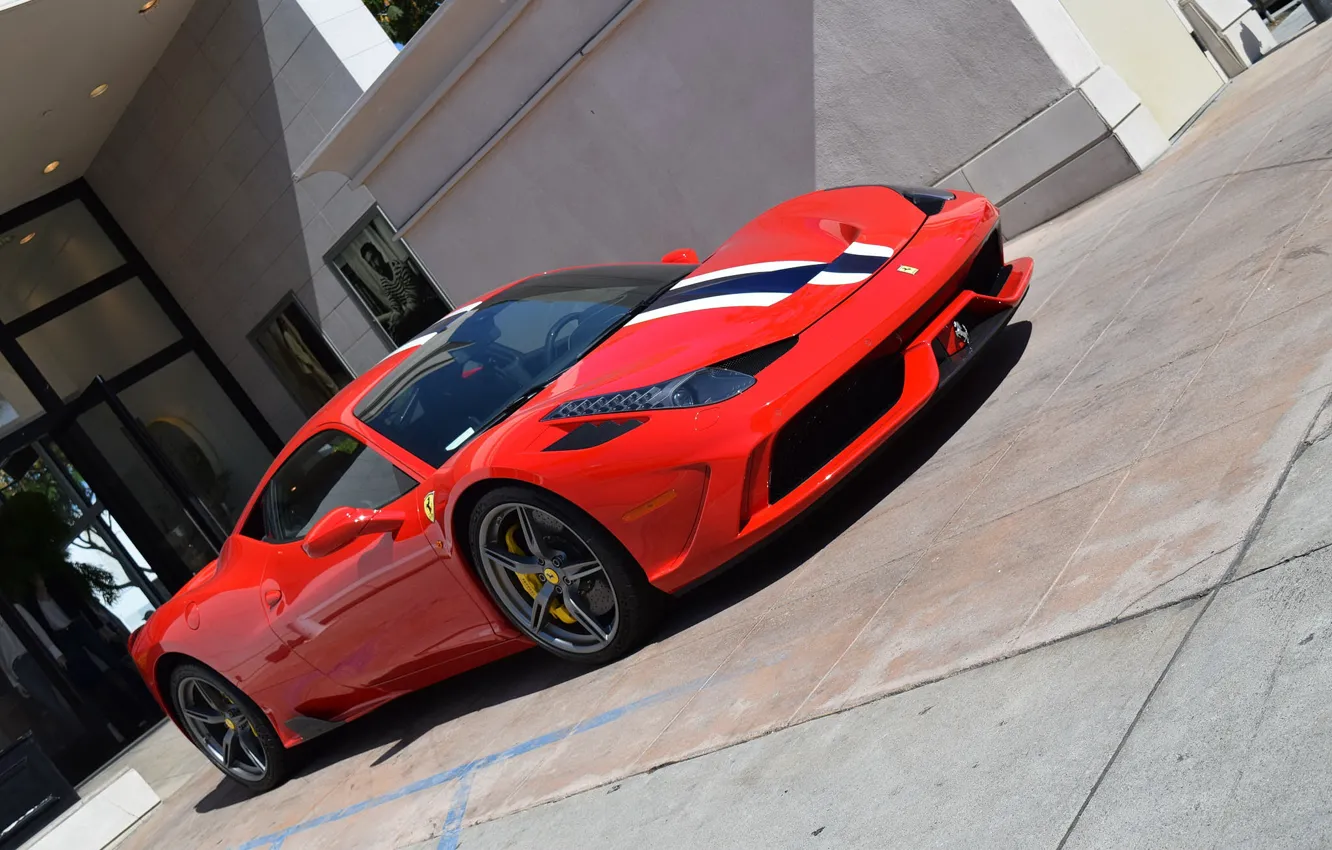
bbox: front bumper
[544,198,1032,593]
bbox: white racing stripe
[381,301,482,361]
[807,270,871,286]
[671,260,822,290]
[387,332,436,358]
[626,292,790,325]
[844,241,895,258]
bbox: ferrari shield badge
[897,265,919,275]
[423,491,436,523]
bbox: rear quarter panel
[134,537,369,746]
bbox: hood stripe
[845,241,895,258]
[626,292,790,325]
[626,243,897,325]
[823,252,887,276]
[808,270,871,286]
[671,260,822,290]
[649,265,818,311]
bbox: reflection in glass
[0,201,124,321]
[331,211,450,346]
[0,444,164,774]
[78,404,217,574]
[0,356,42,441]
[250,294,353,417]
[18,279,180,399]
[119,354,273,528]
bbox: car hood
[547,186,926,399]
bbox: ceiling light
[43,160,59,174]
[90,84,109,98]
[139,0,158,11]
[20,233,36,245]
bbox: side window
[255,430,417,544]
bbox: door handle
[264,588,283,609]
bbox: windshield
[355,264,693,467]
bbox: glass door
[68,379,226,579]
[0,442,165,787]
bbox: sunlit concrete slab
[1064,549,1332,849]
[460,600,1200,850]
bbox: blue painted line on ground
[435,770,475,850]
[230,653,786,850]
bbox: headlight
[544,367,755,420]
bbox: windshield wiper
[476,386,547,436]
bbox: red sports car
[130,186,1031,789]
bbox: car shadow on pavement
[655,319,1032,637]
[193,320,1031,815]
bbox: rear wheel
[468,485,663,663]
[168,663,289,792]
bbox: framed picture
[326,208,451,347]
[249,295,354,417]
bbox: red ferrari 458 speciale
[130,185,1031,789]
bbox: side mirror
[660,248,700,264]
[302,507,406,558]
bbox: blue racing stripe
[648,264,824,310]
[823,252,889,276]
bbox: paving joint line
[1219,382,1332,587]
[1053,585,1219,849]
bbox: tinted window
[356,264,690,467]
[248,430,417,543]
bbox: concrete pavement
[108,19,1332,850]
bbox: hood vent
[888,185,956,216]
[714,337,799,376]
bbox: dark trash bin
[1306,0,1332,24]
[0,734,77,849]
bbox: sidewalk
[113,19,1332,850]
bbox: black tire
[468,484,664,664]
[167,662,290,792]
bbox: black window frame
[324,206,453,349]
[0,179,284,592]
[247,291,356,418]
[242,427,418,545]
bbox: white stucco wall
[376,0,817,305]
[815,0,1073,188]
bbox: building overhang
[296,0,526,188]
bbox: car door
[254,428,496,689]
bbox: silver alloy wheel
[176,677,268,782]
[477,502,619,654]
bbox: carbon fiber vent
[888,185,956,216]
[714,337,798,376]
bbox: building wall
[366,0,816,305]
[1060,0,1224,137]
[337,0,1179,306]
[86,0,394,440]
[814,0,1072,189]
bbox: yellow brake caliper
[506,525,576,625]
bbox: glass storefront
[0,181,283,820]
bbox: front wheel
[168,663,290,792]
[468,485,663,664]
